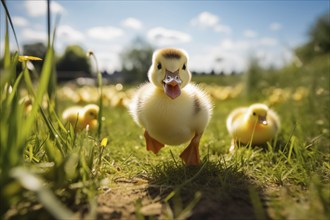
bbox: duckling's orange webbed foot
[180,133,202,166]
[144,130,164,154]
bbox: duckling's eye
[182,64,186,70]
[157,63,162,70]
[253,112,256,116]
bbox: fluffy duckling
[62,104,99,132]
[226,103,280,151]
[129,48,212,166]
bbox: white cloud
[85,44,123,71]
[87,26,124,40]
[57,25,85,42]
[255,50,266,59]
[259,37,277,46]
[191,11,219,28]
[255,49,293,69]
[147,27,191,46]
[191,11,231,34]
[21,29,47,42]
[219,38,250,50]
[25,1,64,17]
[270,22,282,31]
[189,47,247,74]
[95,51,121,71]
[214,24,231,34]
[121,17,143,30]
[188,35,287,73]
[12,16,28,27]
[244,29,258,38]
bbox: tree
[56,45,91,74]
[295,11,330,62]
[120,37,154,83]
[309,11,330,53]
[244,57,263,100]
[23,42,47,72]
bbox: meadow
[1,9,330,220]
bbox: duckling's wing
[62,106,82,122]
[268,109,281,132]
[226,107,247,134]
[128,83,151,126]
[186,83,213,133]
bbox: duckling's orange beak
[163,69,182,99]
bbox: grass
[1,6,330,220]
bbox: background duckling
[226,103,280,151]
[129,48,212,166]
[62,104,99,132]
[19,96,33,113]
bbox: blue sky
[2,0,329,73]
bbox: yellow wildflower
[18,56,42,62]
[100,138,108,147]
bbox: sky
[1,0,329,73]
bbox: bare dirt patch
[95,162,271,220]
[96,178,163,220]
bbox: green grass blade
[287,136,296,162]
[21,48,54,141]
[47,15,60,109]
[47,0,51,47]
[3,17,11,69]
[11,167,75,219]
[249,186,267,220]
[22,62,36,96]
[177,191,202,220]
[97,70,103,138]
[6,71,23,105]
[1,0,20,52]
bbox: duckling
[62,104,99,132]
[226,103,280,151]
[129,48,212,166]
[19,96,33,113]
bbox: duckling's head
[82,104,99,121]
[148,48,191,99]
[246,103,269,125]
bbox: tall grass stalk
[0,0,20,52]
[46,5,59,112]
[87,51,103,138]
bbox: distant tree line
[4,11,328,83]
[119,37,153,83]
[295,11,330,62]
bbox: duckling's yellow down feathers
[62,104,99,132]
[129,48,212,166]
[226,103,280,145]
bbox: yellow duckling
[62,104,99,132]
[226,103,280,150]
[19,96,33,113]
[129,48,213,166]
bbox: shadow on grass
[146,159,269,220]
